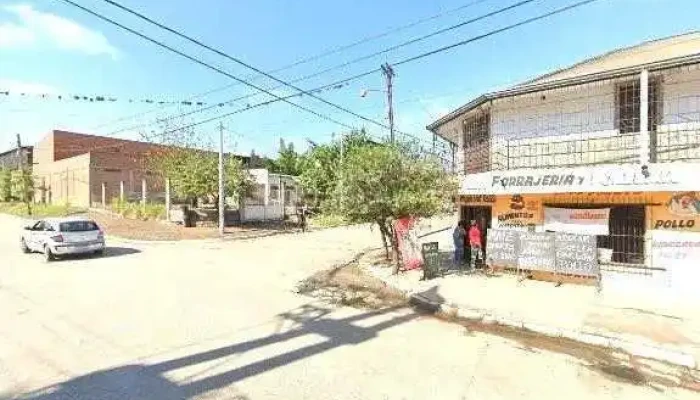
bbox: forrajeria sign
[460,163,699,195]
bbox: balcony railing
[462,127,700,173]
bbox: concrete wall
[34,153,92,207]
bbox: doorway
[460,206,492,264]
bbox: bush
[309,213,350,228]
[0,168,12,201]
[109,198,165,221]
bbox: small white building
[241,169,300,222]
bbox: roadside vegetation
[108,199,166,221]
[0,202,86,218]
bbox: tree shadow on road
[12,303,419,400]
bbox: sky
[1,0,698,156]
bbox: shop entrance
[460,206,492,264]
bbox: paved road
[0,215,696,400]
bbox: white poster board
[544,207,610,235]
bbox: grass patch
[0,202,86,218]
[309,213,350,228]
[109,199,165,221]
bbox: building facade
[428,33,700,296]
[33,130,170,207]
[0,146,32,169]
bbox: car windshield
[59,221,99,232]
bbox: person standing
[452,221,466,267]
[468,220,482,270]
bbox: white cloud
[0,3,120,59]
[0,79,58,94]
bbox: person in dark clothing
[452,221,466,266]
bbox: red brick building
[33,130,171,207]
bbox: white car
[21,217,106,262]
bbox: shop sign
[461,163,699,195]
[495,195,541,228]
[544,207,610,235]
[651,192,700,231]
[491,174,585,188]
[460,195,496,204]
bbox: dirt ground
[296,252,407,309]
[88,211,299,241]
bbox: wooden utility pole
[381,63,396,143]
[16,134,32,215]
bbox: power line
[100,0,602,142]
[97,0,538,134]
[90,0,492,131]
[96,0,406,136]
[57,0,357,132]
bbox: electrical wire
[57,0,357,132]
[90,0,492,130]
[94,0,538,134]
[97,0,412,135]
[99,0,602,142]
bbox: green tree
[299,129,374,207]
[151,147,252,209]
[146,122,252,210]
[331,142,456,272]
[0,168,11,202]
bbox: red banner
[394,217,423,270]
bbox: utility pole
[218,122,225,236]
[381,63,395,143]
[16,134,31,215]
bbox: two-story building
[428,32,700,295]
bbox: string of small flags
[0,82,351,107]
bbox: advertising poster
[651,192,700,232]
[543,207,610,235]
[394,217,423,270]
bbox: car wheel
[44,246,55,262]
[20,238,30,254]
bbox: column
[141,178,147,207]
[639,69,650,165]
[101,182,106,208]
[456,127,466,175]
[165,177,171,221]
[119,181,125,202]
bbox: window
[269,184,280,202]
[616,79,660,134]
[462,110,490,145]
[246,184,266,205]
[60,221,100,232]
[597,206,645,265]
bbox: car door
[30,221,51,251]
[25,221,43,251]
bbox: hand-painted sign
[518,232,556,272]
[492,174,586,188]
[651,192,700,232]
[554,232,598,277]
[544,207,610,235]
[485,229,519,267]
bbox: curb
[408,293,698,371]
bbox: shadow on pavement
[13,303,419,400]
[57,247,141,262]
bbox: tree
[330,142,456,273]
[299,129,374,208]
[146,121,252,209]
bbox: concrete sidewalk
[361,248,700,371]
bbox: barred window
[463,110,490,145]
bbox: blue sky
[1,0,697,156]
